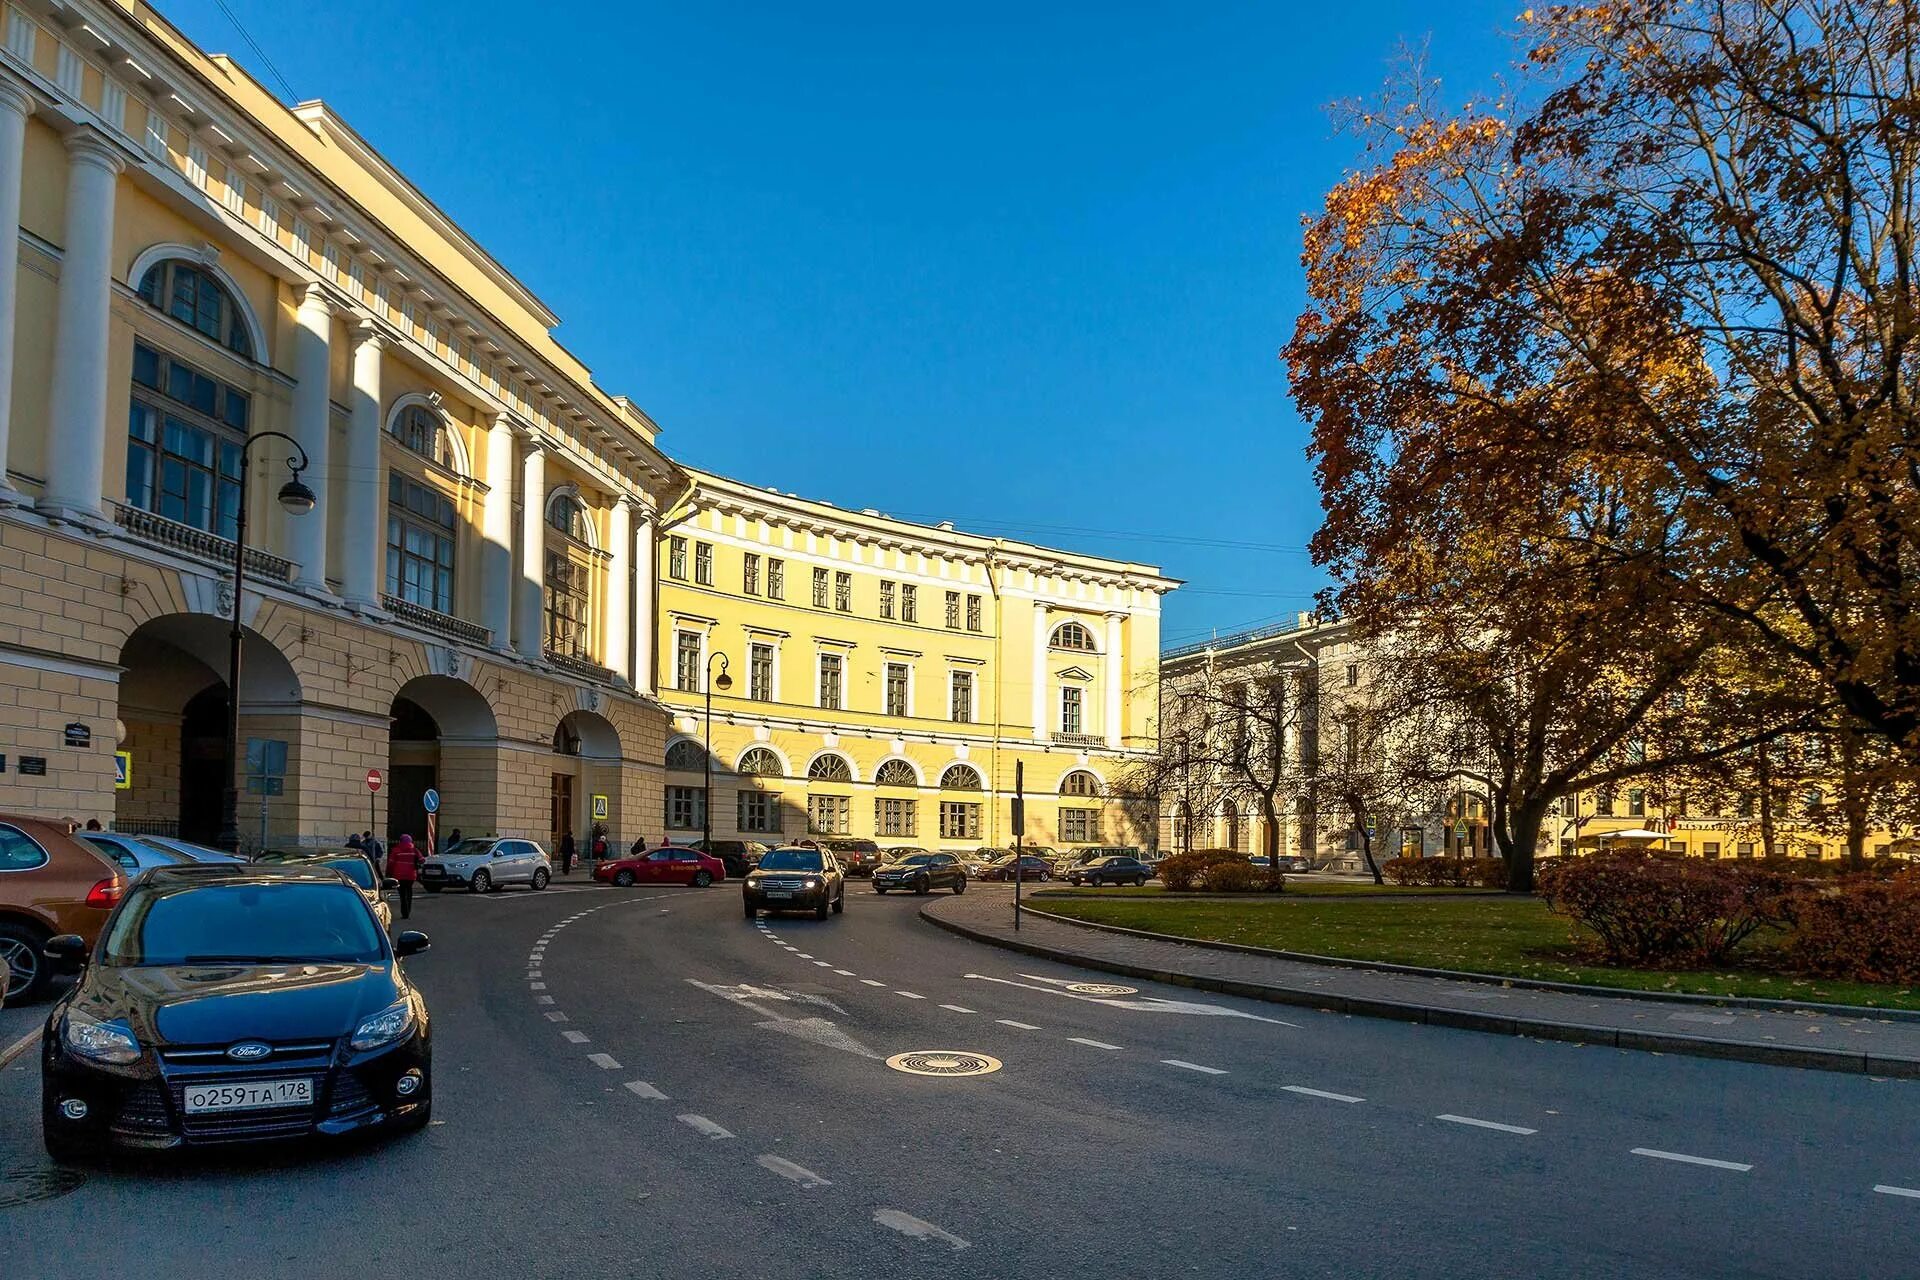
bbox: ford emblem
[226,1041,272,1062]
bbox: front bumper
[419,867,469,888]
[745,890,829,910]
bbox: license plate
[765,890,793,899]
[183,1078,313,1113]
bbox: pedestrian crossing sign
[592,793,609,820]
[113,750,132,790]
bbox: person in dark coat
[559,831,577,875]
[387,834,422,920]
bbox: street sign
[366,768,382,793]
[592,793,609,821]
[423,788,440,815]
[1011,761,1025,837]
[113,751,132,791]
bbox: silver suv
[420,838,552,894]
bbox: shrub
[1538,853,1795,966]
[1153,851,1210,892]
[1786,871,1920,984]
[1202,860,1258,892]
[1381,857,1508,889]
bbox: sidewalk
[921,892,1920,1077]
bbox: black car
[284,853,395,930]
[979,854,1055,882]
[39,863,432,1161]
[872,852,968,895]
[702,840,769,879]
[1067,855,1152,887]
[825,839,884,877]
[744,847,845,920]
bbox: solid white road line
[1284,1086,1365,1104]
[1162,1059,1228,1075]
[896,991,926,1000]
[997,1019,1040,1030]
[939,1004,977,1014]
[1068,1037,1122,1050]
[1438,1114,1537,1135]
[1631,1148,1752,1172]
[1874,1184,1920,1200]
[861,979,887,987]
[873,1210,969,1251]
[757,1154,832,1188]
[623,1080,668,1101]
[562,1030,589,1043]
[587,1052,622,1070]
[677,1113,734,1140]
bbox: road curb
[920,904,1920,1079]
[0,1025,41,1070]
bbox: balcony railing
[1052,732,1107,748]
[112,502,294,582]
[382,595,491,647]
[547,648,616,684]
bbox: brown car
[0,815,125,1003]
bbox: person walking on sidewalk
[558,831,577,876]
[387,833,422,921]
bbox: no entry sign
[366,768,383,793]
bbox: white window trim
[883,659,915,718]
[674,627,709,693]
[815,650,846,711]
[948,667,977,724]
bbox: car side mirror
[44,934,89,972]
[394,931,430,958]
[381,877,400,891]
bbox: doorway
[551,772,575,850]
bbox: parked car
[872,852,968,895]
[744,847,845,920]
[1250,854,1313,875]
[825,839,884,877]
[977,854,1055,882]
[280,854,395,931]
[38,862,432,1161]
[1067,855,1153,887]
[80,833,245,872]
[594,846,724,888]
[141,836,249,864]
[418,838,552,894]
[0,816,125,1004]
[1056,846,1141,874]
[702,840,768,878]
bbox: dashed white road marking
[873,1209,969,1251]
[1162,1059,1227,1075]
[814,961,834,967]
[1068,1036,1121,1050]
[526,970,542,978]
[796,953,814,959]
[896,991,926,1000]
[997,1019,1040,1030]
[623,1080,668,1101]
[1874,1184,1920,1200]
[677,1113,734,1140]
[1631,1148,1752,1172]
[939,1004,977,1014]
[834,969,856,976]
[1438,1114,1537,1136]
[861,979,887,987]
[535,995,555,1005]
[545,1012,570,1023]
[587,1052,622,1070]
[1284,1086,1365,1104]
[529,982,547,991]
[757,1154,832,1188]
[562,1030,589,1043]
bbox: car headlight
[803,877,820,889]
[350,999,415,1052]
[63,1010,141,1064]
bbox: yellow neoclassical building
[0,0,1173,853]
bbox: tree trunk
[1358,828,1383,884]
[1758,750,1777,861]
[1498,799,1548,894]
[1840,730,1866,871]
[1259,792,1284,892]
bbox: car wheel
[0,922,49,1003]
[1039,872,1051,882]
[613,870,634,888]
[531,868,550,891]
[692,871,713,888]
[469,869,491,894]
[953,877,966,895]
[422,884,443,894]
[815,899,829,921]
[832,891,845,915]
[1136,876,1147,887]
[874,886,888,894]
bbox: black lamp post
[217,432,316,853]
[701,650,732,854]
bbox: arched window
[875,759,918,786]
[1051,621,1096,652]
[1222,798,1242,852]
[738,748,783,776]
[940,764,983,791]
[665,740,707,772]
[390,403,450,466]
[137,260,254,359]
[807,753,853,782]
[548,493,590,543]
[1059,770,1101,797]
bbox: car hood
[68,962,402,1046]
[424,855,486,871]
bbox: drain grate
[0,1167,86,1209]
[1065,982,1138,997]
[886,1050,1003,1078]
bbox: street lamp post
[218,432,316,853]
[701,650,732,855]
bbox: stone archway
[551,709,621,856]
[389,674,499,847]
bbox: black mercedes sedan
[39,863,431,1161]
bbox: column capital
[0,68,37,120]
[618,493,654,518]
[296,281,335,315]
[62,124,126,174]
[348,315,388,349]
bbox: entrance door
[178,685,229,845]
[551,773,575,849]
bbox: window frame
[807,794,851,835]
[767,558,785,600]
[884,661,910,718]
[544,549,592,660]
[880,580,896,620]
[748,641,775,701]
[834,571,852,612]
[817,652,845,710]
[938,801,981,841]
[902,584,918,623]
[876,797,917,838]
[136,259,255,360]
[966,594,982,632]
[737,789,781,834]
[674,630,704,693]
[668,535,688,580]
[694,541,714,586]
[743,552,761,595]
[949,669,975,724]
[812,567,830,608]
[126,342,249,540]
[385,473,457,614]
[945,590,961,629]
[665,785,706,830]
[1060,807,1099,843]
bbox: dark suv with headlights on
[744,847,845,920]
[39,863,431,1161]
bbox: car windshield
[102,882,385,966]
[316,856,376,890]
[896,854,937,865]
[759,850,824,871]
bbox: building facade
[0,0,1172,852]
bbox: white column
[341,322,384,609]
[287,284,333,591]
[1031,602,1051,740]
[1104,612,1125,749]
[514,435,547,660]
[604,497,632,683]
[631,507,655,693]
[39,127,125,523]
[0,76,34,504]
[480,414,515,649]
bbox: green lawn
[1027,894,1920,1011]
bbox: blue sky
[163,0,1518,648]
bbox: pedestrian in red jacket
[387,833,422,921]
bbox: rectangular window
[126,343,247,540]
[749,643,774,701]
[675,632,702,692]
[902,584,918,623]
[1736,842,1755,859]
[694,541,713,585]
[1628,789,1646,817]
[665,786,705,830]
[743,553,760,595]
[385,474,457,614]
[880,580,895,620]
[807,795,850,835]
[1703,841,1721,859]
[1061,687,1084,735]
[939,801,980,841]
[812,567,829,608]
[818,653,843,710]
[1596,788,1616,816]
[876,798,917,838]
[885,662,909,717]
[767,558,785,599]
[950,670,973,724]
[1061,808,1098,843]
[966,594,982,632]
[945,591,961,629]
[544,553,592,659]
[738,791,780,834]
[668,536,687,580]
[835,571,852,612]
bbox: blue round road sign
[422,788,440,815]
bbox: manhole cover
[0,1167,86,1209]
[886,1050,1002,1078]
[1065,983,1138,997]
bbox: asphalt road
[0,879,1915,1279]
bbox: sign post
[366,768,382,847]
[423,787,440,858]
[1012,761,1026,932]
